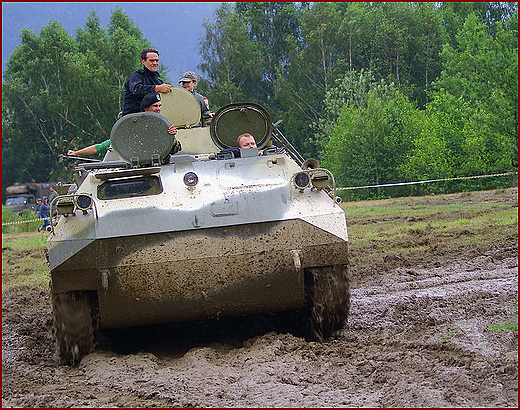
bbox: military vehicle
[4,182,55,214]
[48,86,350,364]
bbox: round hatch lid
[210,103,272,150]
[158,86,201,128]
[110,112,174,166]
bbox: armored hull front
[48,153,348,327]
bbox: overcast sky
[2,2,222,80]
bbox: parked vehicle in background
[4,182,56,215]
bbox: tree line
[2,2,518,199]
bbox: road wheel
[304,264,350,341]
[52,291,99,365]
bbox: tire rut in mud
[305,264,350,341]
[52,290,99,364]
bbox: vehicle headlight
[183,172,199,187]
[293,171,311,190]
[56,198,75,216]
[75,194,93,211]
[310,171,330,190]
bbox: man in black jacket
[122,48,172,116]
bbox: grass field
[342,188,518,276]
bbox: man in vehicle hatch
[219,133,262,158]
[122,48,172,116]
[178,71,214,125]
[68,93,179,157]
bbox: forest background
[2,2,518,201]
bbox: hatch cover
[210,103,272,150]
[110,112,174,166]
[158,86,201,128]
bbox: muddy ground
[2,189,518,408]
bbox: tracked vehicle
[48,86,350,364]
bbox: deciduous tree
[2,8,159,189]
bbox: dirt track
[2,189,518,408]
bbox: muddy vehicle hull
[49,91,349,364]
[48,154,348,326]
[50,219,348,328]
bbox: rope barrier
[336,172,516,191]
[2,217,50,226]
[3,172,516,226]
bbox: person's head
[42,196,48,203]
[37,198,42,204]
[179,71,198,92]
[141,48,160,72]
[141,92,162,113]
[237,133,257,149]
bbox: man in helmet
[178,71,213,125]
[122,48,172,116]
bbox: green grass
[2,231,50,293]
[343,200,514,224]
[2,253,50,292]
[2,206,43,234]
[344,195,517,258]
[343,188,517,276]
[486,318,518,332]
[2,235,47,251]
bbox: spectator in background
[35,198,42,214]
[179,71,213,125]
[38,196,50,232]
[48,187,58,202]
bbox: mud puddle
[3,253,517,407]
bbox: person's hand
[67,150,77,156]
[168,125,177,135]
[155,84,172,93]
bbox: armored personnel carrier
[48,86,350,364]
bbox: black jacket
[122,67,163,116]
